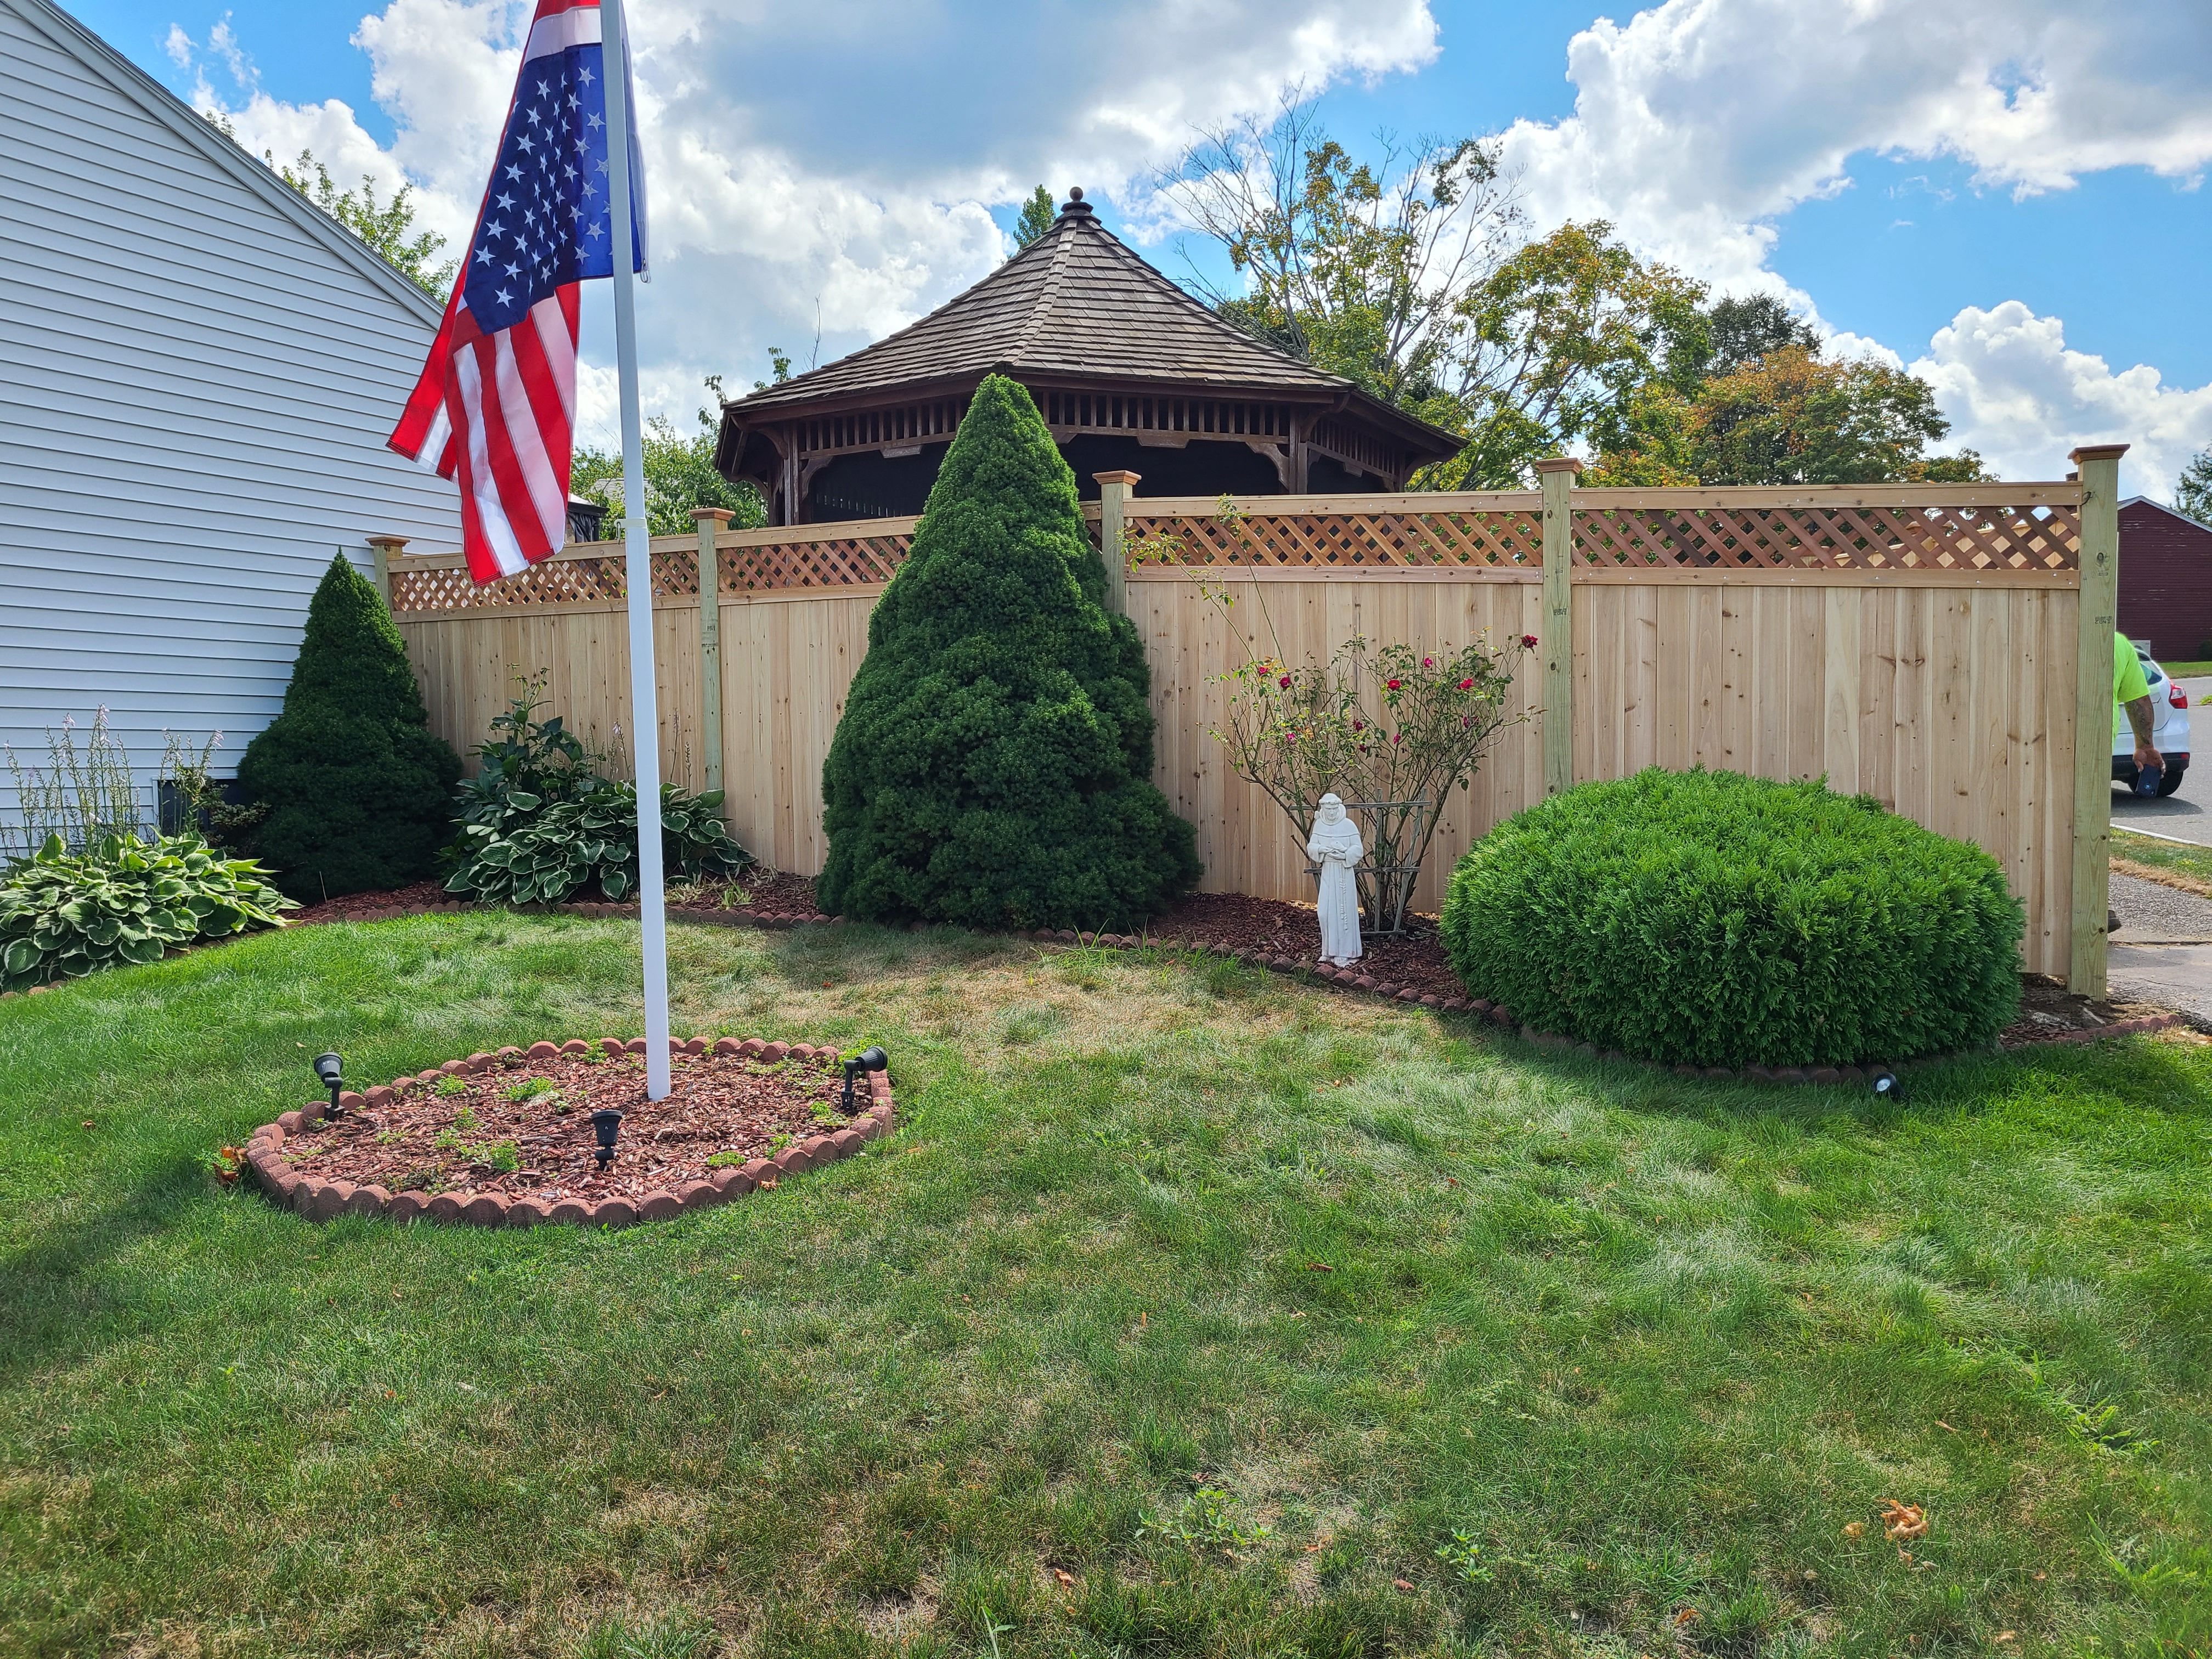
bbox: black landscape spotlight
[312,1051,345,1117]
[1871,1068,1903,1103]
[591,1108,624,1169]
[842,1046,889,1115]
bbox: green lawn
[2,915,2207,1658]
[2113,826,2212,889]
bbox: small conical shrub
[239,555,461,899]
[818,374,1200,928]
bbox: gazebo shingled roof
[714,190,1462,523]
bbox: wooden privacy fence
[378,447,2126,990]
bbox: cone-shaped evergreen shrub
[818,375,1200,928]
[239,555,462,899]
[1440,768,2025,1067]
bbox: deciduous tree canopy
[1165,99,1983,488]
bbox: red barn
[2119,498,2212,661]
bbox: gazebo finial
[1061,187,1093,218]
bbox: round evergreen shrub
[817,374,1201,928]
[238,555,462,900]
[1440,769,2024,1067]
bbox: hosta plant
[1,832,297,990]
[444,781,749,905]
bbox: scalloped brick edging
[244,1036,894,1227]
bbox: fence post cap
[1093,470,1142,487]
[691,506,737,524]
[2067,443,2129,464]
[365,533,410,551]
[1532,457,1585,477]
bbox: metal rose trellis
[1131,500,1535,936]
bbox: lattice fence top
[388,488,2083,612]
[1572,502,2081,572]
[719,528,910,591]
[387,530,914,612]
[387,550,703,613]
[1124,506,1543,569]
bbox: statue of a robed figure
[1306,793,1365,967]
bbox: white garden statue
[1307,792,1365,967]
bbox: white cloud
[1912,303,2212,498]
[1497,0,2212,297]
[1484,0,2212,490]
[188,0,1439,443]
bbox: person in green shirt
[2115,631,2163,780]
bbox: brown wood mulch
[284,1042,855,1206]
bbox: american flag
[387,0,648,583]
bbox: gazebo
[714,190,1463,524]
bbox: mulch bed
[289,1045,853,1205]
[247,1035,896,1227]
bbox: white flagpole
[600,0,671,1100]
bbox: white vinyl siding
[0,0,462,825]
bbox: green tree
[817,374,1200,928]
[1164,104,1708,484]
[274,143,454,298]
[1440,220,1712,486]
[1164,97,1520,424]
[238,556,462,899]
[1697,294,1820,379]
[1592,343,1985,486]
[572,377,769,539]
[2177,447,2212,525]
[1014,185,1057,249]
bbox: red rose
[1421,656,1434,669]
[1521,634,1538,648]
[1279,674,1292,689]
[1351,719,1364,732]
[1458,676,1475,690]
[1386,678,1402,690]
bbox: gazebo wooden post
[691,505,735,799]
[1093,470,1139,615]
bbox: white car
[2113,641,2192,797]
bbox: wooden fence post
[692,506,734,799]
[1534,458,1582,798]
[2068,443,2128,996]
[1093,470,1139,615]
[366,534,407,609]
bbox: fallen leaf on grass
[1308,1262,1334,1272]
[1843,1522,1865,1538]
[1996,1633,2016,1644]
[1392,1579,1414,1593]
[1674,1607,1700,1626]
[1052,1568,1074,1588]
[1881,1499,1928,1541]
[1936,1419,1955,1432]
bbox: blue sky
[70,0,2212,492]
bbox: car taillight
[2172,685,2190,709]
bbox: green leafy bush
[445,780,748,905]
[238,556,462,899]
[1439,769,2024,1066]
[1,832,296,990]
[817,374,1200,928]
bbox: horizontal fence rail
[383,474,2108,985]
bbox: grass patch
[2114,827,2212,893]
[1,912,2208,1656]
